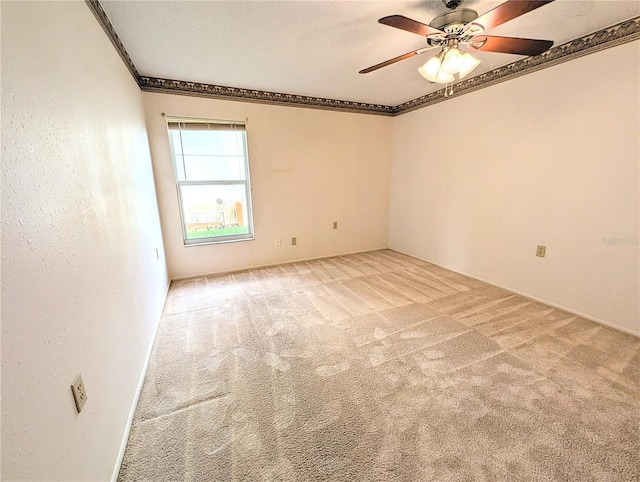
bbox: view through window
[167,118,254,245]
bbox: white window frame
[166,117,255,246]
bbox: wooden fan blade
[469,36,553,56]
[469,0,554,32]
[379,15,443,37]
[359,48,429,74]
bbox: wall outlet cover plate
[71,374,88,413]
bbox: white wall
[144,93,393,279]
[389,41,640,335]
[1,2,169,481]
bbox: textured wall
[389,41,640,335]
[1,2,169,480]
[144,92,393,279]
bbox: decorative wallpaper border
[86,0,140,83]
[138,77,397,116]
[87,0,639,117]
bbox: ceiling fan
[360,0,555,85]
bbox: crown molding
[87,1,638,117]
[396,16,640,115]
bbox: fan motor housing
[430,8,478,33]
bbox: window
[167,118,254,245]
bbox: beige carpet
[118,250,639,481]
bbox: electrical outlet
[333,221,338,230]
[275,238,281,247]
[70,374,88,413]
[536,245,546,257]
[291,237,297,246]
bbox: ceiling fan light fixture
[418,53,443,82]
[458,51,481,79]
[363,0,556,86]
[418,47,479,84]
[440,47,464,75]
[435,69,455,84]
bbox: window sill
[183,236,255,247]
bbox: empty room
[2,0,639,481]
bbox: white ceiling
[101,0,640,106]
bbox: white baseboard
[389,248,639,338]
[170,247,389,281]
[110,281,171,482]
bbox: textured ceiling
[100,0,640,106]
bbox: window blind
[167,119,246,132]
